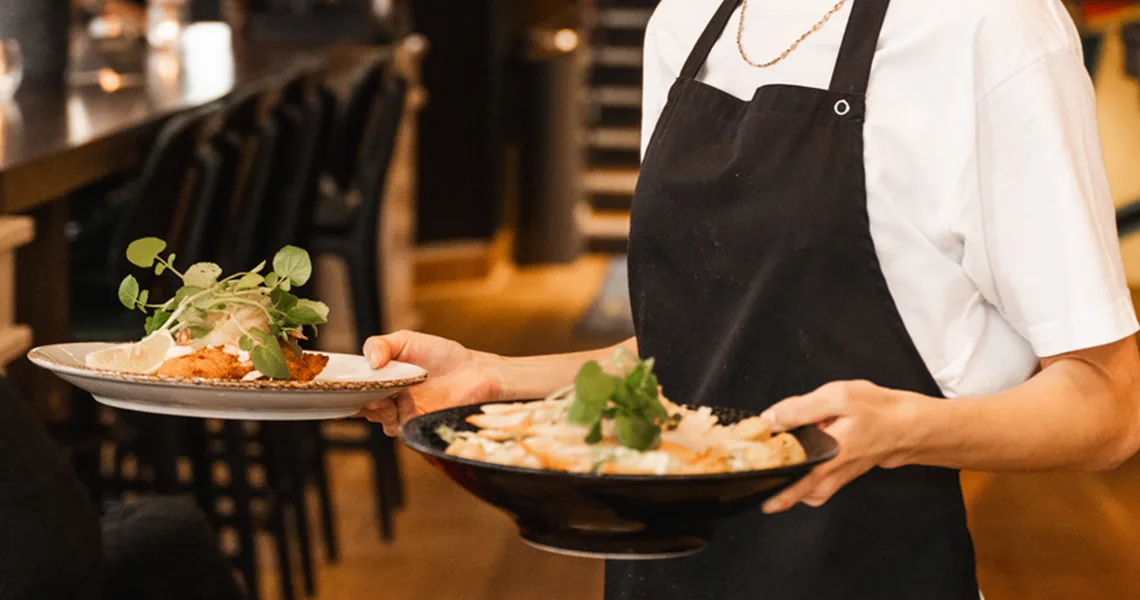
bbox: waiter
[361,0,1140,597]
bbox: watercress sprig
[566,348,681,451]
[116,237,330,380]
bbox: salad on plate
[85,237,332,382]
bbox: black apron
[610,0,979,598]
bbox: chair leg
[366,424,395,541]
[343,251,404,539]
[152,416,182,494]
[186,420,216,523]
[224,421,260,600]
[261,424,298,600]
[376,427,405,509]
[282,425,316,596]
[309,423,340,562]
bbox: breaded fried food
[281,341,329,382]
[156,347,254,380]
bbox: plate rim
[27,342,428,393]
[399,402,839,483]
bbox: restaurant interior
[3,0,1140,598]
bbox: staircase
[580,2,656,254]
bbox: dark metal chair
[311,69,409,541]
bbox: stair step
[587,147,642,171]
[590,86,642,108]
[589,127,641,151]
[591,46,642,68]
[578,209,631,240]
[596,7,654,29]
[584,169,639,196]
[590,192,634,212]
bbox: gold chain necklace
[736,0,851,68]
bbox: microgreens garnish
[117,237,330,380]
[567,348,681,451]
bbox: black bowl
[399,403,838,560]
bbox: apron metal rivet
[834,99,851,116]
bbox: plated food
[437,350,807,476]
[402,397,836,559]
[84,237,332,382]
[30,237,427,421]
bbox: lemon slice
[85,330,177,374]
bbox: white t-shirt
[640,0,1139,398]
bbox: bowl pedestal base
[518,525,709,560]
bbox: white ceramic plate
[28,342,428,421]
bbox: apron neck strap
[677,0,892,97]
[828,0,891,95]
[678,0,741,81]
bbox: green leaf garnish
[118,276,140,309]
[184,262,222,288]
[295,299,329,321]
[236,273,264,289]
[273,245,312,286]
[585,421,603,445]
[188,325,213,339]
[284,337,303,358]
[568,352,674,452]
[614,414,660,451]
[163,285,202,311]
[251,343,290,379]
[116,238,328,382]
[144,310,172,335]
[270,288,298,313]
[286,305,326,326]
[568,361,617,426]
[126,238,166,268]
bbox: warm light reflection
[104,15,124,38]
[97,68,123,93]
[554,29,580,53]
[152,52,180,81]
[149,20,181,48]
[67,97,93,143]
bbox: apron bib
[608,0,979,598]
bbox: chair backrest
[251,74,330,263]
[106,102,222,296]
[342,74,408,340]
[181,86,276,271]
[325,58,387,192]
[350,74,409,244]
[0,377,102,600]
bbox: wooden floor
[251,256,1140,600]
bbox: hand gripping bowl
[400,403,839,560]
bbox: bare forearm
[896,341,1140,471]
[483,337,637,401]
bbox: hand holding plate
[758,380,918,513]
[358,330,500,435]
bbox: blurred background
[1,0,1140,599]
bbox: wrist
[473,351,510,401]
[881,390,932,469]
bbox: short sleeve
[961,47,1139,357]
